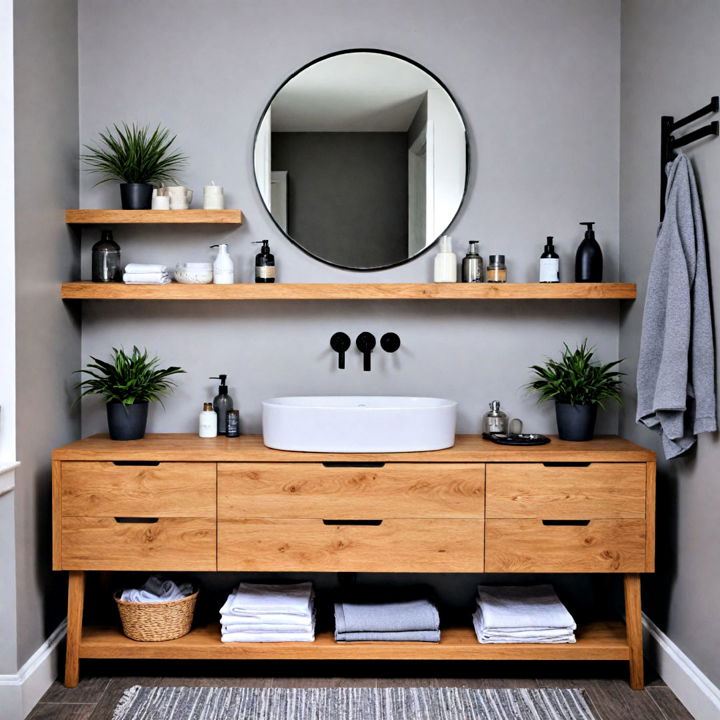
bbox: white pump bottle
[211,243,234,284]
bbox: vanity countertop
[53,434,655,462]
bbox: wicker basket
[114,589,198,642]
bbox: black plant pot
[120,183,153,210]
[555,402,597,442]
[107,401,149,441]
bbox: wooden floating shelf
[65,209,243,225]
[79,622,629,661]
[61,282,636,301]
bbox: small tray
[483,432,551,446]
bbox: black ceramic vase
[120,183,153,210]
[555,402,597,442]
[107,401,149,441]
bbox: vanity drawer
[486,463,646,518]
[61,516,216,570]
[61,462,216,517]
[485,519,645,572]
[218,518,484,572]
[218,463,485,519]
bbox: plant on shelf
[526,339,624,441]
[75,346,185,441]
[81,122,187,210]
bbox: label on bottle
[256,266,276,280]
[539,258,559,283]
[486,416,506,433]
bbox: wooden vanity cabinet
[52,434,655,691]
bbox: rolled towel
[336,630,441,642]
[123,272,171,284]
[476,585,576,631]
[473,611,575,644]
[124,263,168,274]
[220,582,314,617]
[120,576,193,604]
[334,599,439,634]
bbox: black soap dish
[483,432,551,446]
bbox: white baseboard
[0,620,67,719]
[643,613,720,720]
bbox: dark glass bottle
[91,229,122,282]
[575,222,603,282]
[254,240,276,283]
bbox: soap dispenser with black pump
[575,222,603,282]
[210,375,233,435]
[539,236,559,283]
[254,240,276,283]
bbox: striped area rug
[113,685,598,720]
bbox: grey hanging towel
[636,152,716,459]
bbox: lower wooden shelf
[79,621,629,661]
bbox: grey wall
[13,0,80,666]
[620,0,720,687]
[272,132,409,268]
[78,0,622,441]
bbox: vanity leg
[624,573,644,690]
[65,570,85,688]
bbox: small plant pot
[555,402,597,442]
[107,401,149,441]
[120,183,153,210]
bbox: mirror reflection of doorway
[408,119,434,256]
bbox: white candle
[203,181,224,210]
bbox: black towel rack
[660,96,719,220]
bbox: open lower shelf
[60,282,637,301]
[79,621,629,661]
[65,209,243,224]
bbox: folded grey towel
[334,599,439,634]
[336,630,441,642]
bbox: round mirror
[253,50,468,270]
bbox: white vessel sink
[262,396,457,453]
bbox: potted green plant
[81,123,187,209]
[527,340,624,441]
[76,346,185,440]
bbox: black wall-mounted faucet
[330,332,351,369]
[380,332,401,354]
[356,332,376,371]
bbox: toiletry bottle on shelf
[461,241,484,282]
[210,243,234,284]
[482,400,508,434]
[434,235,457,282]
[575,222,603,282]
[210,374,234,435]
[226,409,240,437]
[198,403,217,438]
[539,236,560,283]
[253,239,276,283]
[486,255,507,283]
[91,229,121,282]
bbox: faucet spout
[356,332,376,371]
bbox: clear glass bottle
[486,255,507,283]
[91,229,122,282]
[482,400,509,434]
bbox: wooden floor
[30,660,694,719]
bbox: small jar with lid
[486,255,507,283]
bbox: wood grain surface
[65,209,243,224]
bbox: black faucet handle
[380,332,401,353]
[330,332,351,369]
[356,332,376,372]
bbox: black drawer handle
[114,516,159,524]
[542,462,591,468]
[322,462,385,468]
[112,461,160,467]
[542,519,591,526]
[322,519,383,526]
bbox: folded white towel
[472,611,575,644]
[120,576,193,604]
[220,614,315,633]
[124,263,168,274]
[219,612,314,627]
[476,585,576,631]
[123,273,171,284]
[220,582,314,617]
[221,630,315,643]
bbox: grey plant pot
[107,401,149,441]
[120,183,153,210]
[555,402,597,442]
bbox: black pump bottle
[254,240,276,283]
[575,222,603,282]
[210,375,233,435]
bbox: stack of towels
[334,599,440,642]
[473,584,576,644]
[219,582,315,643]
[120,576,193,603]
[123,263,171,284]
